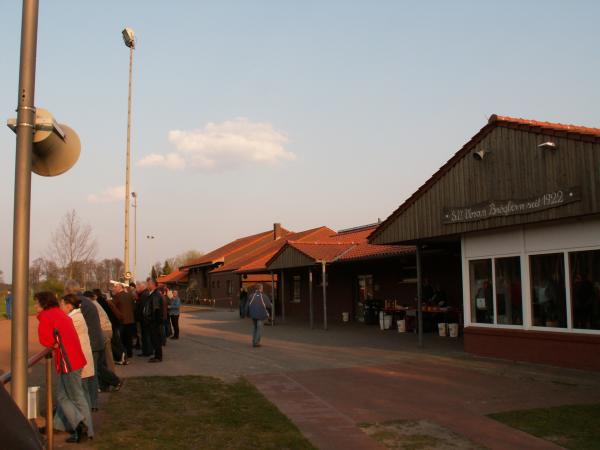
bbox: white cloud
[87,185,125,204]
[137,118,295,172]
[137,153,186,170]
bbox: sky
[1,0,600,281]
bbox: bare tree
[172,250,204,269]
[48,210,98,281]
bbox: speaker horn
[31,108,81,177]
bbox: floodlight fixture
[122,27,135,48]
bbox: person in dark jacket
[35,291,92,443]
[93,288,126,367]
[110,283,136,359]
[239,288,248,318]
[145,278,163,362]
[168,290,181,339]
[135,282,153,356]
[245,284,272,348]
[65,280,103,412]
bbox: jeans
[252,319,263,346]
[169,315,180,339]
[54,369,94,437]
[94,349,120,390]
[149,322,163,360]
[82,375,98,410]
[111,326,126,362]
[120,323,136,358]
[141,322,154,355]
[5,297,11,319]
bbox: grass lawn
[489,403,600,450]
[94,376,316,450]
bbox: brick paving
[3,310,600,449]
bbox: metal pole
[11,0,39,414]
[321,262,328,331]
[270,271,275,314]
[45,353,53,450]
[308,268,314,329]
[416,243,423,347]
[281,271,285,323]
[133,193,137,281]
[124,44,134,279]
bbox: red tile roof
[157,269,188,284]
[493,115,600,137]
[266,223,414,268]
[286,242,356,262]
[180,227,292,269]
[337,243,414,261]
[370,114,600,243]
[212,226,334,274]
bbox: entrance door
[356,275,374,322]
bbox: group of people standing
[34,278,182,444]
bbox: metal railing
[1,348,54,450]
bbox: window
[469,259,493,324]
[226,280,232,296]
[292,275,301,303]
[357,275,373,301]
[217,281,220,289]
[211,281,215,288]
[570,250,600,330]
[495,257,523,325]
[530,253,566,328]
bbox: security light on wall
[538,141,557,150]
[472,149,490,160]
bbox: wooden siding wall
[268,246,315,270]
[375,126,600,244]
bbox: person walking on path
[110,283,136,361]
[246,284,272,348]
[35,291,93,443]
[64,280,104,413]
[83,291,122,393]
[168,290,181,340]
[4,291,12,319]
[239,288,248,318]
[145,278,164,362]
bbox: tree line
[27,210,203,295]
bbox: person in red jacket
[35,291,93,443]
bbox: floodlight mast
[122,27,135,284]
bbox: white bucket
[342,312,349,322]
[383,314,392,330]
[438,323,447,337]
[27,386,40,419]
[397,319,406,333]
[448,323,459,338]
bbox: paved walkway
[114,309,599,450]
[3,309,600,449]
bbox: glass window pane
[469,259,493,324]
[570,250,600,330]
[495,257,523,325]
[530,253,566,328]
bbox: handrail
[0,347,52,385]
[0,347,54,450]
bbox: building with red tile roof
[264,224,421,328]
